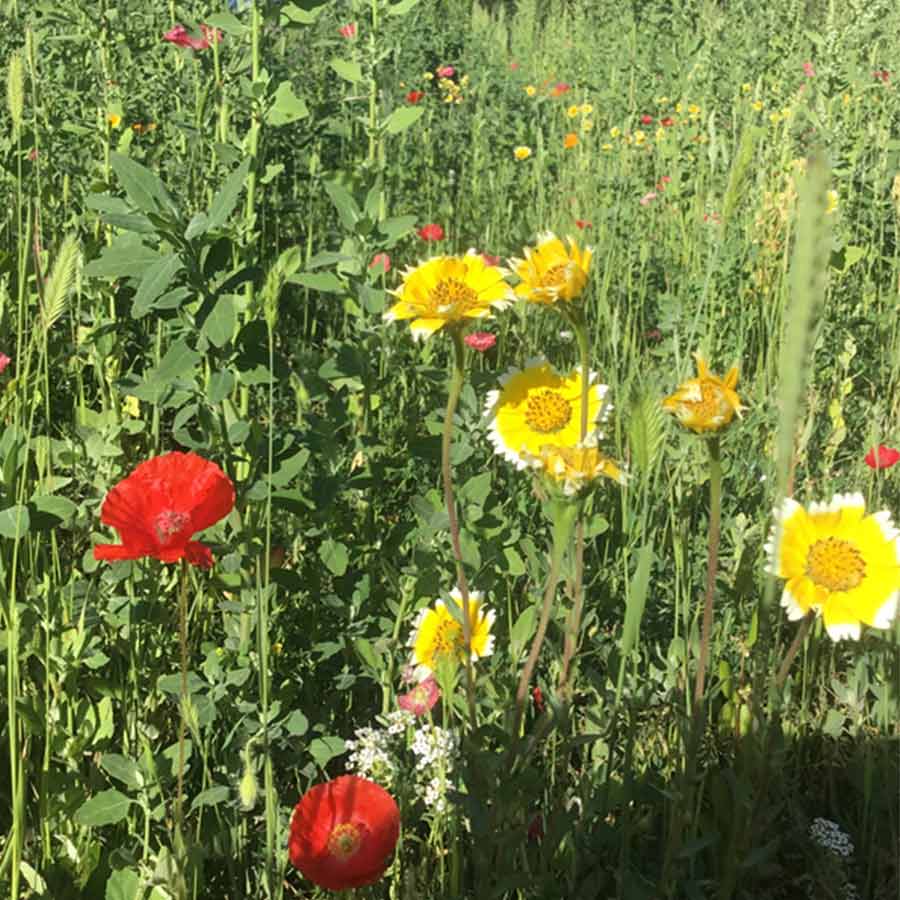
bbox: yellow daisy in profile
[484,359,609,469]
[510,232,592,305]
[765,493,900,640]
[384,252,511,341]
[662,352,742,433]
[534,442,626,495]
[408,588,495,680]
[513,145,532,160]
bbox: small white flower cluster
[345,711,414,789]
[809,817,855,857]
[843,882,860,900]
[410,724,459,814]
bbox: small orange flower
[663,352,743,433]
[563,132,578,149]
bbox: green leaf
[132,254,183,318]
[202,295,237,348]
[289,272,345,293]
[329,58,363,83]
[309,736,346,769]
[105,868,142,900]
[110,153,177,217]
[382,106,424,135]
[319,539,349,576]
[203,12,249,35]
[207,157,252,231]
[100,754,144,791]
[620,545,653,657]
[323,180,360,230]
[30,494,77,528]
[0,504,30,539]
[510,605,536,654]
[133,339,201,403]
[189,785,230,813]
[829,244,866,274]
[266,81,309,127]
[83,235,161,279]
[284,710,309,736]
[74,789,132,827]
[378,214,417,242]
[387,0,422,15]
[280,1,328,25]
[503,546,526,576]
[461,471,491,506]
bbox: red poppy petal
[94,542,150,562]
[184,541,214,569]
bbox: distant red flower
[0,353,10,374]
[865,444,900,470]
[550,82,571,97]
[656,175,672,191]
[640,114,653,125]
[660,116,675,127]
[527,813,544,843]
[369,252,391,273]
[873,70,890,83]
[510,61,520,71]
[417,223,444,241]
[339,22,357,39]
[532,686,545,713]
[289,775,400,891]
[405,90,424,103]
[436,65,455,78]
[162,23,221,51]
[802,61,816,78]
[644,328,662,343]
[464,331,496,352]
[93,452,234,569]
[398,675,440,715]
[480,252,501,266]
[574,219,592,230]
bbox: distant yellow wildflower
[513,145,532,160]
[525,85,537,96]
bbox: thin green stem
[775,612,814,691]
[175,561,189,900]
[442,328,477,730]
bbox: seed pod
[7,52,24,135]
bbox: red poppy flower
[417,223,444,241]
[464,331,496,352]
[574,219,592,230]
[865,444,900,469]
[531,686,545,713]
[640,114,653,125]
[369,252,391,273]
[0,353,10,374]
[405,89,424,103]
[873,69,890,83]
[339,22,357,39]
[550,82,571,97]
[289,775,400,891]
[660,116,675,127]
[398,675,440,715]
[93,452,234,569]
[162,23,221,51]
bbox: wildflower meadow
[2,0,900,897]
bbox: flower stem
[693,435,722,709]
[175,561,189,900]
[442,327,477,730]
[775,611,814,690]
[514,500,578,738]
[558,310,591,694]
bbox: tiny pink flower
[369,253,391,273]
[480,253,501,267]
[464,331,496,352]
[0,354,11,374]
[398,676,440,716]
[339,22,357,39]
[640,191,658,206]
[802,61,816,78]
[509,61,520,71]
[436,65,455,78]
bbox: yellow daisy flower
[741,82,752,94]
[567,104,580,118]
[510,232,592,305]
[408,588,494,680]
[634,129,646,145]
[580,103,593,115]
[601,143,613,151]
[484,359,610,469]
[662,352,743,433]
[525,84,537,96]
[765,493,900,640]
[384,252,511,341]
[535,442,626,495]
[108,112,122,129]
[609,126,621,138]
[751,99,764,112]
[513,145,532,160]
[581,119,594,132]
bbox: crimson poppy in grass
[865,444,900,469]
[417,223,444,241]
[93,451,234,569]
[289,775,400,891]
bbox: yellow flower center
[806,537,866,592]
[525,389,572,433]
[431,278,478,315]
[537,263,570,290]
[327,823,363,860]
[430,616,463,658]
[686,380,727,420]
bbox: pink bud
[369,252,391,273]
[464,332,496,352]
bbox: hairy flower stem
[775,612,814,690]
[558,312,591,694]
[175,562,190,900]
[442,328,477,730]
[514,500,578,738]
[693,436,722,709]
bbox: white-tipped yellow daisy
[484,359,610,470]
[408,587,495,680]
[662,352,743,433]
[509,232,593,305]
[383,251,511,341]
[533,441,626,495]
[765,492,900,641]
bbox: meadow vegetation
[1,0,899,897]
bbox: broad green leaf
[74,789,132,827]
[133,339,201,403]
[83,235,161,279]
[190,785,230,813]
[202,295,237,348]
[207,157,252,231]
[461,471,491,506]
[280,1,328,24]
[0,504,29,539]
[289,272,344,293]
[100,754,144,791]
[378,214,417,242]
[329,58,363,83]
[105,868,142,900]
[319,539,349,576]
[382,106,424,135]
[204,12,249,35]
[266,81,309,127]
[620,545,653,657]
[387,0,422,15]
[309,736,346,769]
[503,546,526,576]
[284,710,309,736]
[30,494,77,528]
[110,153,177,217]
[323,180,360,230]
[132,254,183,318]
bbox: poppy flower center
[327,822,364,860]
[154,509,191,545]
[538,263,570,289]
[431,278,478,315]
[806,537,866,592]
[525,389,572,434]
